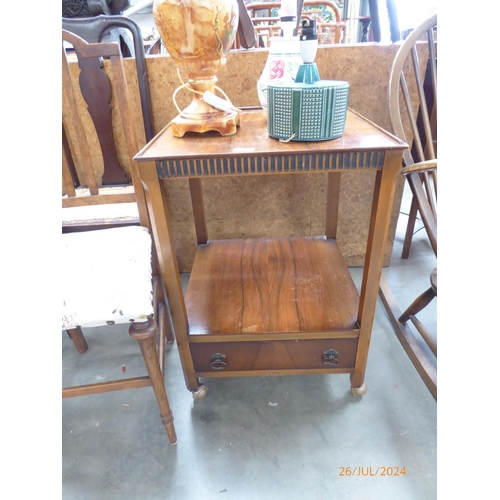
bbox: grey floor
[62,185,437,499]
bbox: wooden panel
[185,237,360,336]
[190,338,358,372]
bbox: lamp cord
[173,68,241,115]
[279,132,297,143]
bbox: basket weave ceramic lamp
[153,0,239,137]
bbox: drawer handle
[210,353,227,370]
[322,349,339,366]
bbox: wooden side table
[134,107,406,398]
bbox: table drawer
[190,338,358,373]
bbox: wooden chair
[62,15,155,232]
[61,15,154,140]
[62,15,175,346]
[378,15,437,399]
[389,15,437,258]
[62,29,177,443]
[244,0,346,48]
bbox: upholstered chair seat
[62,225,154,329]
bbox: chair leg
[66,327,88,354]
[408,314,437,356]
[401,195,419,258]
[398,286,436,324]
[379,276,437,399]
[153,276,175,344]
[129,319,178,444]
[159,301,175,344]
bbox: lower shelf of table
[184,236,362,378]
[185,236,360,335]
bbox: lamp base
[171,78,239,137]
[171,110,239,138]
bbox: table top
[134,107,407,163]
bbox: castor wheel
[351,382,367,396]
[192,384,208,400]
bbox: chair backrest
[388,14,437,167]
[245,0,345,47]
[388,14,437,256]
[62,15,154,142]
[147,37,164,55]
[62,29,149,228]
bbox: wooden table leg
[139,162,206,397]
[189,178,208,245]
[351,150,402,393]
[325,172,341,239]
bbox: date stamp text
[339,466,406,477]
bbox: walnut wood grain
[186,237,359,336]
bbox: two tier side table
[134,107,406,398]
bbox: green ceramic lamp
[267,19,349,142]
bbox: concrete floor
[62,185,437,499]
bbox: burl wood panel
[185,237,359,335]
[64,43,429,271]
